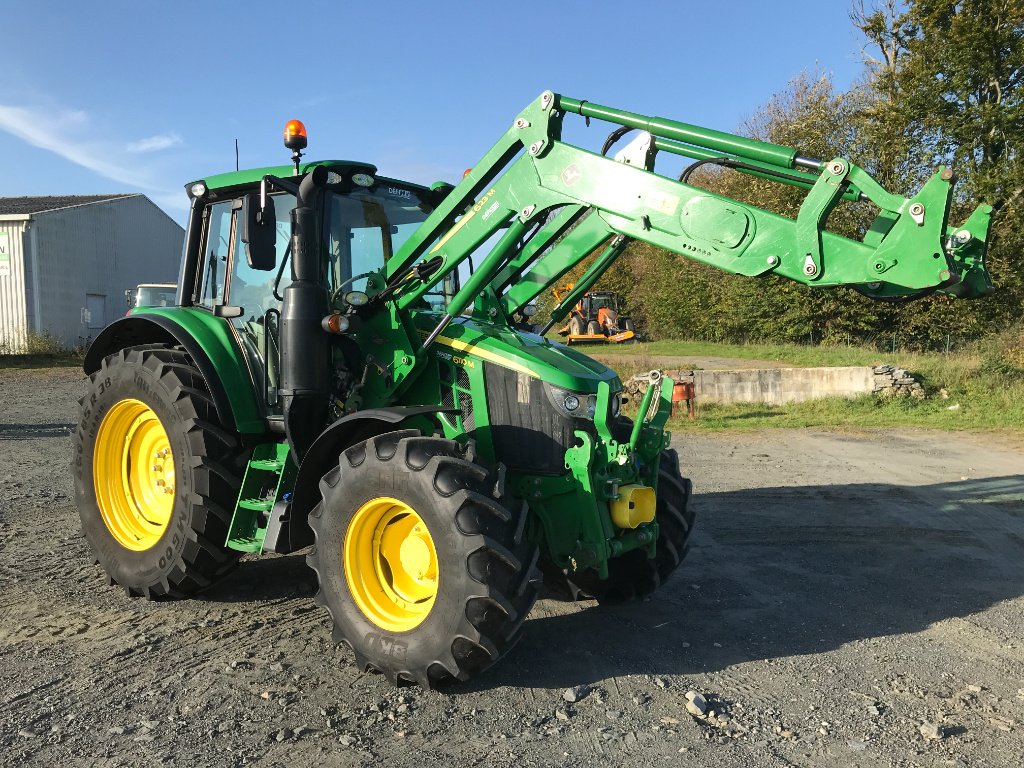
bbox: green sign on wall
[0,233,10,278]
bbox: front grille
[439,360,475,436]
[484,363,578,474]
[455,366,474,432]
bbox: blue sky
[0,1,871,225]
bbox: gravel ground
[1,365,1023,768]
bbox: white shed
[0,194,183,353]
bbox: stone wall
[871,364,926,399]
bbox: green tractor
[73,92,992,687]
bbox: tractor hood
[418,314,620,394]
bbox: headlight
[611,392,621,418]
[546,384,598,420]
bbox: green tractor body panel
[425,315,620,391]
[410,316,649,573]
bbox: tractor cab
[580,291,619,317]
[174,157,440,424]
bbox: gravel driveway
[1,365,1022,767]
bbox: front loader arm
[383,90,991,316]
[366,90,992,403]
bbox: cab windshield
[326,184,433,296]
[587,294,617,312]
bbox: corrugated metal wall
[32,196,183,349]
[0,220,28,352]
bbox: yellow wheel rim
[93,398,175,551]
[344,497,438,632]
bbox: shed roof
[0,194,137,215]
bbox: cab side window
[327,195,386,294]
[227,195,296,318]
[196,201,233,308]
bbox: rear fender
[83,312,265,434]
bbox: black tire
[587,320,602,336]
[623,318,635,332]
[566,447,694,604]
[307,430,541,687]
[568,315,584,336]
[73,346,243,598]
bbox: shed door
[85,294,106,330]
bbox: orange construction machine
[555,286,636,344]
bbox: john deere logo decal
[562,164,581,187]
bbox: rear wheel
[568,315,584,336]
[307,430,541,687]
[73,346,243,598]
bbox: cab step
[226,443,296,553]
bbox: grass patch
[664,388,1024,431]
[0,331,84,369]
[0,354,82,370]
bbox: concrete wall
[693,366,875,405]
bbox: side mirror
[213,304,244,319]
[242,192,276,270]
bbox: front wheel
[307,431,541,687]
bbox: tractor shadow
[201,550,317,603]
[461,474,1024,692]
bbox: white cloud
[126,132,182,153]
[0,103,177,193]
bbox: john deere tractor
[74,92,992,687]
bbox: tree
[576,2,1023,346]
[854,0,1024,335]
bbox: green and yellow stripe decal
[434,335,539,378]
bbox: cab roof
[194,160,431,195]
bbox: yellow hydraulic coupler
[610,484,656,529]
